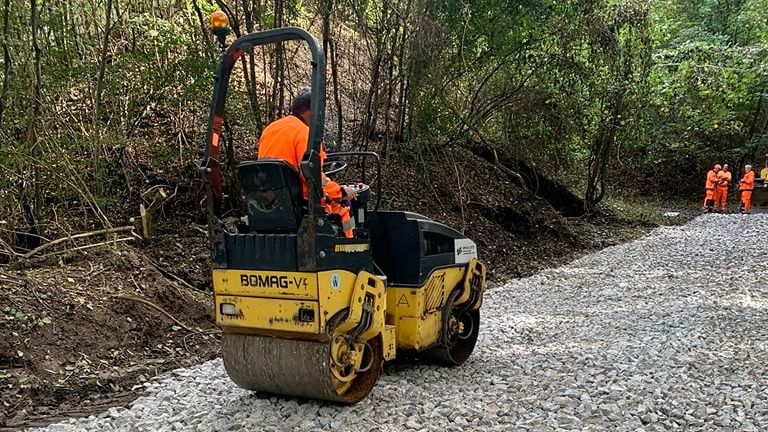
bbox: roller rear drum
[222,333,383,403]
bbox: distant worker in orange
[713,164,732,212]
[703,164,721,212]
[739,164,755,214]
[257,87,357,237]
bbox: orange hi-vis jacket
[257,114,341,201]
[740,170,755,191]
[717,170,731,190]
[705,170,718,190]
[257,114,354,237]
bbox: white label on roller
[330,272,341,290]
[454,238,477,264]
[358,208,365,224]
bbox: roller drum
[222,333,382,404]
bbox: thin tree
[322,0,343,150]
[93,0,114,162]
[0,0,11,129]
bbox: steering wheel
[322,160,348,177]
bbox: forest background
[1,1,768,424]
[0,0,767,251]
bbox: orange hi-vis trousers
[704,188,715,207]
[324,200,355,238]
[741,190,753,214]
[713,188,728,210]
[321,177,355,239]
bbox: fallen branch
[190,224,207,235]
[0,227,51,242]
[0,270,28,282]
[0,236,17,257]
[23,226,137,258]
[112,295,200,333]
[149,262,198,291]
[490,148,528,190]
[37,237,136,259]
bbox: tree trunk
[330,38,343,151]
[746,82,765,141]
[321,0,343,150]
[394,0,412,142]
[29,0,42,160]
[382,52,394,156]
[242,0,261,124]
[94,0,114,122]
[94,0,114,162]
[359,0,389,151]
[191,0,213,57]
[270,0,285,119]
[88,0,116,199]
[22,0,44,248]
[0,0,11,130]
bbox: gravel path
[37,215,768,431]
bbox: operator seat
[238,160,304,233]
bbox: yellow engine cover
[385,266,469,350]
[213,269,383,336]
[213,259,486,356]
[215,295,319,332]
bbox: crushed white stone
[34,214,768,431]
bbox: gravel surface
[35,215,768,431]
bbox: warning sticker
[397,294,409,307]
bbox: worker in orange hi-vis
[257,87,357,238]
[739,164,755,214]
[703,164,721,212]
[713,164,732,212]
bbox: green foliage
[1,0,768,251]
[403,0,768,198]
[0,0,221,244]
[633,0,768,193]
[3,306,52,329]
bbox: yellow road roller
[199,25,486,403]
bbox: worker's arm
[318,145,356,201]
[740,175,754,190]
[706,172,716,189]
[322,175,357,201]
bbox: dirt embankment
[382,145,658,280]
[0,234,218,429]
[1,145,663,429]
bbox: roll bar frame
[199,27,326,217]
